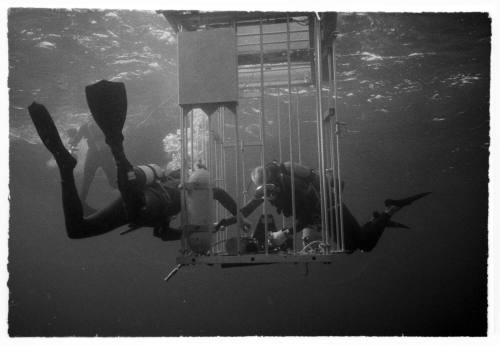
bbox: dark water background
[8,10,490,336]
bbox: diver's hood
[251,162,281,186]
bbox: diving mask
[255,183,280,201]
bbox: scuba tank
[133,164,164,187]
[185,168,213,254]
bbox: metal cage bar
[179,107,188,254]
[295,91,302,164]
[331,35,345,251]
[286,14,298,254]
[313,17,329,248]
[233,107,242,255]
[258,18,269,255]
[327,49,341,251]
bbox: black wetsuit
[240,162,321,230]
[60,164,237,240]
[237,162,390,252]
[57,127,238,240]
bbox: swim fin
[27,102,75,168]
[85,80,127,145]
[384,192,431,208]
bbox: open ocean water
[8,11,490,336]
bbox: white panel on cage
[178,29,238,106]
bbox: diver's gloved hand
[268,228,292,247]
[214,214,252,233]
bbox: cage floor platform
[177,251,346,266]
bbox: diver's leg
[79,148,99,214]
[101,131,142,221]
[28,102,127,238]
[356,192,431,252]
[100,149,118,189]
[356,213,390,252]
[356,206,404,252]
[339,204,363,252]
[61,165,127,239]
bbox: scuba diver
[217,161,430,253]
[67,116,117,214]
[28,80,245,242]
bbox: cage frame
[159,10,346,266]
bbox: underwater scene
[8,10,490,336]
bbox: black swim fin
[85,80,127,145]
[27,102,66,155]
[28,102,77,170]
[384,192,431,208]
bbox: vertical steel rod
[203,116,208,167]
[286,14,297,254]
[276,88,285,229]
[234,106,242,255]
[259,18,269,255]
[215,112,220,253]
[221,107,228,249]
[332,35,345,251]
[296,91,302,164]
[327,49,341,251]
[180,107,188,253]
[208,113,213,174]
[329,120,339,250]
[277,88,282,161]
[190,110,194,170]
[216,108,224,252]
[214,108,220,222]
[241,143,247,205]
[207,112,214,256]
[314,16,329,248]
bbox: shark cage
[160,11,347,268]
